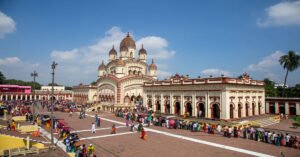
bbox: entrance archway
[279,103,285,114]
[156,101,161,112]
[198,103,205,117]
[175,102,181,115]
[186,102,192,117]
[258,103,261,115]
[252,103,255,116]
[238,103,242,118]
[245,103,249,117]
[165,101,170,114]
[211,103,220,119]
[230,104,234,119]
[269,103,275,114]
[147,100,152,109]
[289,104,296,115]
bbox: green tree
[0,71,6,84]
[279,51,300,96]
[263,78,278,97]
[91,81,97,85]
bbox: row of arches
[148,99,263,119]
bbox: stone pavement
[46,111,300,157]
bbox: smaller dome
[116,59,125,66]
[109,45,117,56]
[138,44,147,55]
[149,59,157,70]
[98,60,106,70]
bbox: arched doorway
[156,101,161,112]
[165,101,170,114]
[269,103,275,114]
[147,100,152,109]
[186,102,192,117]
[130,95,136,103]
[252,103,255,116]
[230,104,234,119]
[198,103,205,118]
[211,103,220,119]
[258,103,261,115]
[238,103,242,118]
[279,103,285,114]
[175,102,181,115]
[245,103,249,117]
[289,104,296,115]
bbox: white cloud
[51,49,79,61]
[0,57,21,66]
[257,1,300,27]
[246,51,293,84]
[201,68,232,77]
[136,36,175,59]
[247,51,284,72]
[0,11,16,39]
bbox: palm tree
[279,51,300,96]
[0,71,6,84]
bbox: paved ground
[45,111,300,157]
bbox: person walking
[141,127,146,140]
[97,117,101,127]
[91,123,96,134]
[111,124,116,134]
[130,122,135,132]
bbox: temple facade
[80,33,157,110]
[143,73,265,120]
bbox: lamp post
[30,70,38,114]
[50,61,58,145]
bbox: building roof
[109,45,117,56]
[98,60,106,70]
[138,44,147,55]
[116,59,126,66]
[149,59,157,70]
[120,32,136,52]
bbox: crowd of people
[115,109,300,149]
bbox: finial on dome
[141,44,144,49]
[127,32,130,37]
[152,58,154,64]
[112,45,114,49]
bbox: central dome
[120,32,136,52]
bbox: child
[141,127,146,140]
[111,124,116,134]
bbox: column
[206,93,210,118]
[275,102,279,114]
[152,94,155,112]
[265,102,269,113]
[296,102,300,115]
[180,93,184,115]
[285,102,289,115]
[161,94,165,114]
[192,93,196,117]
[170,93,173,114]
[0,95,2,100]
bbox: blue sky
[0,0,300,86]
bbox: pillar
[285,102,289,115]
[161,94,165,114]
[275,102,279,114]
[192,94,196,117]
[170,93,173,114]
[180,94,184,115]
[265,102,269,113]
[296,102,300,116]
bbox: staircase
[254,116,280,127]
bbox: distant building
[274,83,288,88]
[0,84,72,101]
[41,86,65,91]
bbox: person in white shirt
[166,119,169,128]
[217,124,222,135]
[286,133,290,147]
[228,127,232,138]
[91,122,96,133]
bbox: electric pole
[50,61,58,145]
